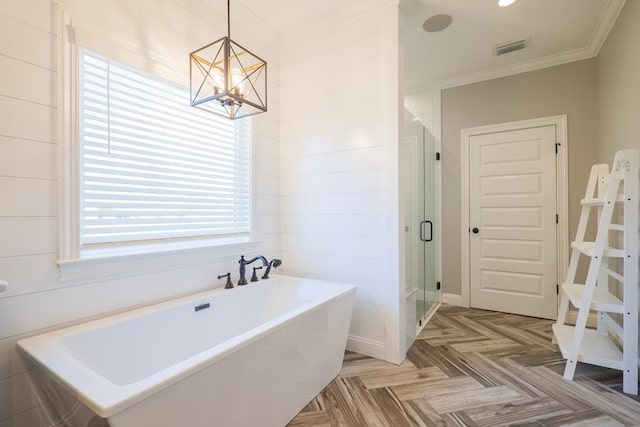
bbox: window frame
[56,16,257,284]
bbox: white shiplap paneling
[280,213,385,237]
[280,252,385,304]
[281,169,384,195]
[0,254,58,300]
[0,404,47,427]
[0,336,31,380]
[280,233,385,259]
[0,97,54,143]
[0,137,56,180]
[256,175,279,196]
[280,146,384,178]
[279,4,399,361]
[280,192,385,215]
[280,124,384,159]
[0,371,43,422]
[0,178,56,217]
[0,0,55,34]
[0,218,56,258]
[0,2,281,426]
[279,100,382,142]
[0,14,56,70]
[0,56,56,107]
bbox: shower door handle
[420,220,433,242]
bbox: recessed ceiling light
[498,0,517,6]
[422,14,453,33]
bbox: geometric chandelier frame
[189,0,267,120]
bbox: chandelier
[190,0,267,120]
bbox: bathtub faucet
[262,258,282,279]
[237,255,269,286]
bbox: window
[56,20,258,283]
[78,49,251,252]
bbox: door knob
[472,227,479,234]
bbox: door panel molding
[460,115,569,313]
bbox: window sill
[57,238,259,284]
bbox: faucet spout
[245,255,269,267]
[237,255,269,286]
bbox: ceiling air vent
[494,39,528,56]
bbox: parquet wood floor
[288,304,640,427]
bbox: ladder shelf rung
[561,284,624,313]
[602,267,624,283]
[602,313,624,339]
[609,224,624,231]
[552,324,623,370]
[571,241,625,258]
[580,195,625,206]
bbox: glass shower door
[404,109,439,327]
[421,128,438,321]
[404,111,426,324]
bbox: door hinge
[555,143,561,154]
[555,214,559,224]
[436,152,441,161]
[436,281,441,290]
[556,284,559,294]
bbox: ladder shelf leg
[554,150,639,395]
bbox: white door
[469,125,558,319]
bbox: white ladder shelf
[552,149,639,395]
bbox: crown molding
[419,45,598,92]
[409,0,626,93]
[589,0,626,53]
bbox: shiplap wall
[0,1,280,425]
[278,3,402,362]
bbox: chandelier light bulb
[231,68,245,97]
[498,0,517,7]
[212,68,224,94]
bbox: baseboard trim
[346,335,385,360]
[442,293,463,307]
[439,294,597,326]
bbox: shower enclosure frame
[403,107,442,335]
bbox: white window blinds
[79,48,251,248]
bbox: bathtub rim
[17,275,356,418]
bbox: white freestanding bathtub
[18,275,356,427]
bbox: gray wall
[441,59,599,295]
[597,0,640,163]
[596,1,640,301]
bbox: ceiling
[233,0,364,32]
[403,0,625,93]
[234,0,625,94]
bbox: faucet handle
[251,266,262,282]
[217,273,234,289]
